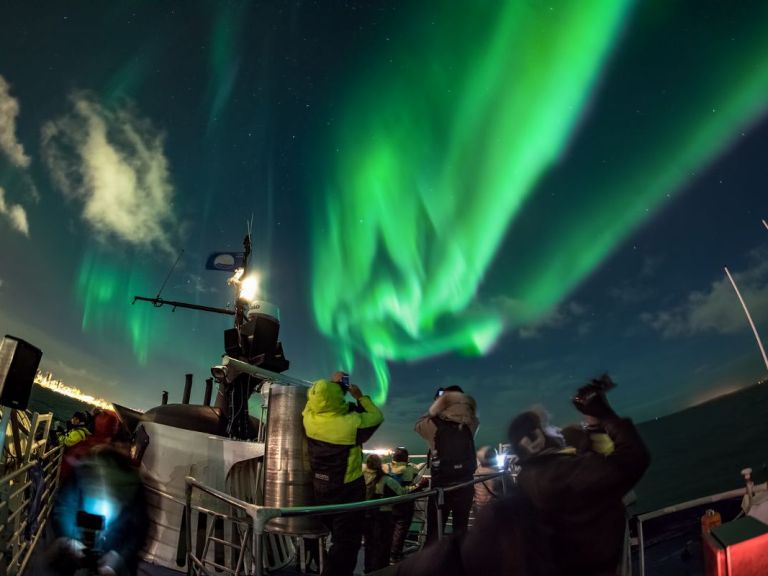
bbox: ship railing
[185,471,512,576]
[0,441,63,575]
[633,482,766,575]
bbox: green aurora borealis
[310,1,768,403]
[5,1,768,428]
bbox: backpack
[430,417,477,485]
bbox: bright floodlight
[239,275,259,301]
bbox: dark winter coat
[516,417,650,575]
[393,492,554,576]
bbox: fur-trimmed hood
[428,391,478,429]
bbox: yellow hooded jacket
[302,379,384,488]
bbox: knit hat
[508,411,542,452]
[392,447,409,463]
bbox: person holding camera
[303,371,384,576]
[58,412,91,448]
[415,385,479,546]
[508,374,650,576]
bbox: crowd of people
[303,372,650,576]
[44,407,148,576]
[44,370,648,576]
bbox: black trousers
[390,501,415,561]
[314,477,365,576]
[364,510,394,573]
[424,484,474,546]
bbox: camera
[76,510,105,574]
[340,374,350,393]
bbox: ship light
[239,275,260,301]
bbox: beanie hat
[508,411,542,451]
[392,447,409,463]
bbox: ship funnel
[263,384,326,535]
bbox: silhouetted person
[508,375,650,576]
[364,454,406,573]
[384,447,422,563]
[415,385,478,545]
[473,446,502,515]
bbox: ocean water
[633,382,768,514]
[27,382,768,514]
[28,385,96,425]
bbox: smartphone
[340,374,350,392]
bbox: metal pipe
[161,391,168,405]
[203,378,213,406]
[182,374,193,404]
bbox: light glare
[239,275,259,301]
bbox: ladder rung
[207,536,242,550]
[201,559,238,574]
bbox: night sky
[2,1,768,450]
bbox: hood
[303,379,347,416]
[428,391,478,428]
[93,410,120,439]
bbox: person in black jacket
[509,375,650,576]
[386,375,649,576]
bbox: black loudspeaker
[0,335,42,410]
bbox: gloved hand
[99,550,130,576]
[45,537,85,575]
[572,384,617,421]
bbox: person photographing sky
[302,371,384,576]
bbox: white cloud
[0,186,29,236]
[41,93,177,252]
[642,256,768,338]
[493,297,588,339]
[0,76,30,168]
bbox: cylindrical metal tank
[263,384,326,535]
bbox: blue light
[82,495,117,529]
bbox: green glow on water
[311,1,633,403]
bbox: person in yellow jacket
[58,411,91,448]
[302,371,384,576]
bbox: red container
[703,516,768,575]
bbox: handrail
[185,470,511,576]
[634,483,757,576]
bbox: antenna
[155,249,185,300]
[724,266,768,372]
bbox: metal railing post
[249,506,282,576]
[638,518,645,576]
[185,478,193,576]
[253,517,262,576]
[436,488,445,541]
